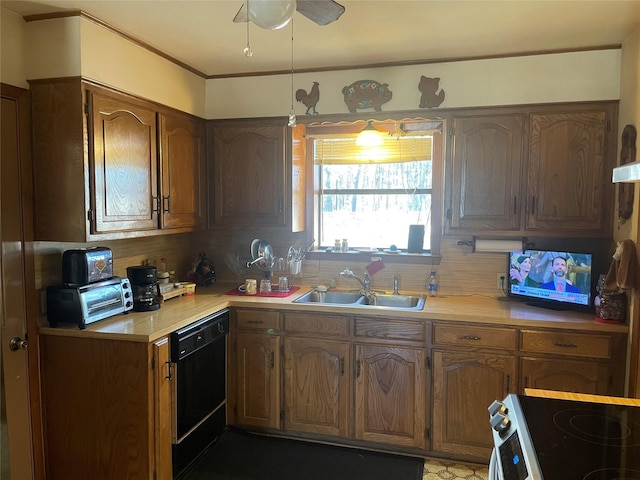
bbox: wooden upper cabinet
[444,102,617,237]
[30,78,206,241]
[526,110,611,234]
[159,112,207,230]
[208,118,305,231]
[89,91,158,233]
[446,114,524,233]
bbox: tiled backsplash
[33,229,614,304]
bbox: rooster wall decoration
[296,82,320,115]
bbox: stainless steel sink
[293,290,363,305]
[360,294,426,310]
[293,289,426,311]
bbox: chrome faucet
[339,268,371,292]
[393,275,399,295]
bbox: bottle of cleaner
[427,271,439,297]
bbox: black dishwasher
[170,309,229,478]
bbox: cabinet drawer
[433,324,516,350]
[283,313,349,336]
[521,330,611,358]
[236,310,280,331]
[354,317,425,342]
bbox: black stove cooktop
[518,396,640,480]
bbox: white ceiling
[2,0,640,78]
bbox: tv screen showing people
[508,250,592,307]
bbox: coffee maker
[127,265,161,311]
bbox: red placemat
[225,286,300,298]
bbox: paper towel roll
[474,239,523,253]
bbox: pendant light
[356,121,383,147]
[287,17,296,127]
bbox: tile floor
[423,459,489,480]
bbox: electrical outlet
[497,273,506,290]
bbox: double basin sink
[293,289,426,311]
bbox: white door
[1,85,36,479]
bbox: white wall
[206,50,621,119]
[23,15,206,116]
[4,12,622,120]
[1,8,29,88]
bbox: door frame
[1,82,45,479]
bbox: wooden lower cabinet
[39,334,172,480]
[229,309,627,465]
[432,350,516,460]
[234,332,281,429]
[519,328,626,395]
[283,337,350,437]
[354,343,427,449]
[520,357,611,394]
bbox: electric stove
[489,394,640,480]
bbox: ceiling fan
[233,0,345,29]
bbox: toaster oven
[47,277,133,329]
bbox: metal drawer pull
[459,335,481,341]
[270,351,275,368]
[340,358,345,376]
[554,342,578,348]
[247,320,263,324]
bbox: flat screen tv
[507,250,593,310]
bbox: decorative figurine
[342,80,392,113]
[418,76,445,108]
[296,81,320,115]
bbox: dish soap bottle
[427,271,439,297]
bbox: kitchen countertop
[38,284,629,343]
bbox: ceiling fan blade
[296,0,345,26]
[233,3,248,23]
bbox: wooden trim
[22,10,620,80]
[206,44,623,79]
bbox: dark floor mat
[182,428,424,480]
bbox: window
[306,119,443,256]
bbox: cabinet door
[283,337,349,437]
[210,122,287,226]
[446,114,524,233]
[527,110,611,234]
[159,112,206,230]
[432,350,516,461]
[521,357,611,395]
[153,338,172,480]
[235,332,281,429]
[89,91,158,233]
[354,343,426,448]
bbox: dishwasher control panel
[170,309,229,361]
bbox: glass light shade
[248,0,296,30]
[356,122,384,147]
